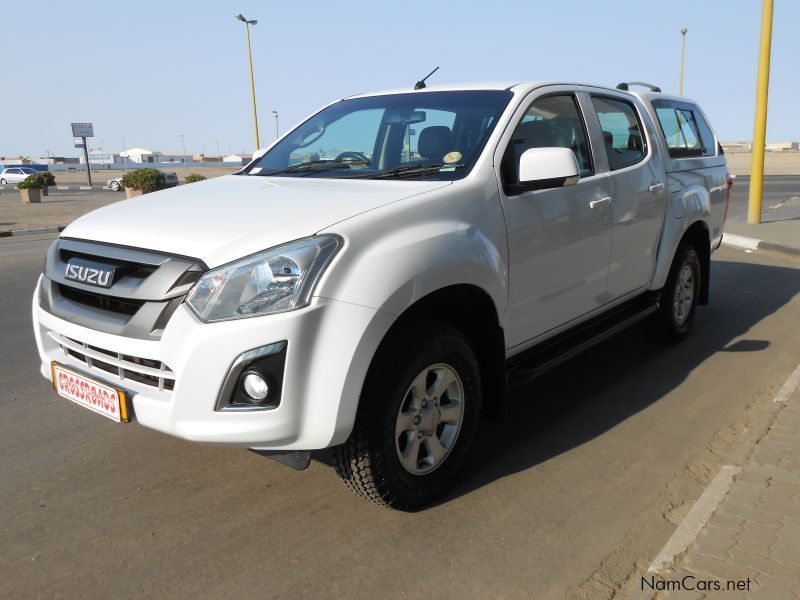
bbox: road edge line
[647,465,741,575]
[773,361,800,403]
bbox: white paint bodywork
[33,82,728,449]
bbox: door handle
[649,183,665,193]
[589,196,612,209]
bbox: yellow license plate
[51,362,130,423]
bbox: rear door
[495,89,614,348]
[588,94,667,299]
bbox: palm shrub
[185,174,207,183]
[37,171,56,186]
[17,175,43,189]
[121,168,165,193]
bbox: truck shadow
[433,256,800,507]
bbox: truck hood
[62,175,450,267]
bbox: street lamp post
[272,110,279,140]
[679,28,688,95]
[235,13,260,149]
[121,135,128,171]
[748,0,775,224]
[180,134,186,166]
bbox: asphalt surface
[726,175,800,222]
[2,236,800,599]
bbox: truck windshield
[246,90,513,180]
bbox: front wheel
[332,320,482,510]
[110,180,121,191]
[0,179,7,185]
[646,243,701,343]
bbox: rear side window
[652,100,716,158]
[590,96,647,170]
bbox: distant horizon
[2,0,798,158]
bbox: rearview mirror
[518,147,580,190]
[385,110,427,124]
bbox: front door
[497,92,614,348]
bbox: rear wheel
[0,179,7,185]
[332,320,482,510]
[110,180,121,191]
[647,243,701,342]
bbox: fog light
[242,372,269,401]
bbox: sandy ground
[724,152,800,176]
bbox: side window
[591,96,647,170]
[652,101,716,158]
[502,94,594,187]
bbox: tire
[0,179,6,185]
[110,180,121,191]
[646,243,702,343]
[332,319,482,510]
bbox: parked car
[33,81,730,509]
[1,166,40,184]
[106,170,178,191]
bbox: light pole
[121,135,128,171]
[235,13,260,149]
[679,28,688,95]
[272,110,279,140]
[748,0,775,224]
[180,134,186,166]
[100,139,105,169]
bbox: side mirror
[518,147,580,190]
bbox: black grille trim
[58,284,144,315]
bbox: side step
[507,294,659,390]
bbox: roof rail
[616,82,662,93]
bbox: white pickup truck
[33,81,731,509]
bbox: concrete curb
[0,226,65,238]
[722,233,800,257]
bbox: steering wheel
[334,151,369,163]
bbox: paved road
[1,235,800,599]
[727,175,800,222]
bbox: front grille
[49,331,176,391]
[58,284,144,315]
[41,239,207,340]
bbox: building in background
[765,141,799,152]
[223,153,253,165]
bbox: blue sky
[2,0,797,158]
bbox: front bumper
[33,278,394,450]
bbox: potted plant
[30,171,56,196]
[185,173,207,184]
[121,168,165,198]
[17,175,42,203]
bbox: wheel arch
[680,220,711,305]
[376,284,507,419]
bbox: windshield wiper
[343,163,465,179]
[252,159,369,176]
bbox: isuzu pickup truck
[33,81,731,509]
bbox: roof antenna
[414,66,440,90]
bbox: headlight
[186,236,341,322]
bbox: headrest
[418,126,451,161]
